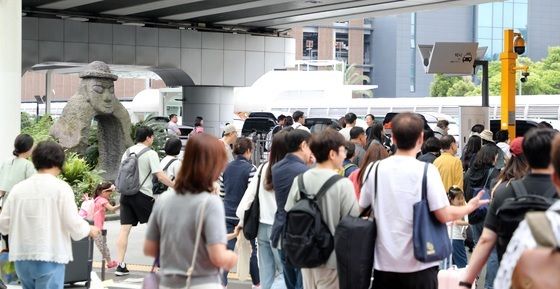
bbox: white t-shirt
[159,155,181,181]
[167,121,180,135]
[339,127,351,141]
[359,156,450,273]
[292,123,310,133]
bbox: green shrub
[132,114,167,158]
[21,114,54,142]
[60,152,104,205]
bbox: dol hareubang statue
[51,61,133,180]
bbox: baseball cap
[510,137,524,157]
[223,124,237,135]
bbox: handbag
[335,161,379,289]
[142,197,210,289]
[243,163,266,240]
[413,163,452,262]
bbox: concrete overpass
[2,0,494,158]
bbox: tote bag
[413,163,452,262]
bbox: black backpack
[282,174,343,268]
[495,179,556,259]
[152,158,178,195]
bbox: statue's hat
[79,61,118,81]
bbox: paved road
[91,219,254,289]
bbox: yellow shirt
[433,152,464,192]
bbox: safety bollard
[101,229,107,281]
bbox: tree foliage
[430,46,560,96]
[345,63,374,98]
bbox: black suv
[241,117,277,137]
[490,119,539,138]
[304,117,342,133]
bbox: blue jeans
[223,218,260,286]
[471,222,498,289]
[257,223,284,289]
[452,239,468,268]
[278,249,302,289]
[15,261,65,289]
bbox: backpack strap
[483,168,495,189]
[511,179,529,197]
[162,158,178,172]
[136,147,152,158]
[525,211,558,248]
[135,147,153,188]
[315,174,344,201]
[343,163,357,171]
[297,174,309,200]
[298,173,343,201]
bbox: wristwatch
[458,281,472,288]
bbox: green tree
[447,80,477,97]
[430,74,463,96]
[344,64,374,98]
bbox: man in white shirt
[359,112,488,289]
[339,112,357,141]
[291,110,311,133]
[166,114,181,136]
[115,126,174,276]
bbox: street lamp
[500,29,528,140]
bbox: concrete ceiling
[23,0,495,33]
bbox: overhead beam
[160,0,296,20]
[101,0,205,16]
[266,0,493,28]
[217,0,394,25]
[38,0,103,10]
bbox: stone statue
[51,61,133,180]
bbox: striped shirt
[221,155,256,219]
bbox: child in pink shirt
[93,182,120,269]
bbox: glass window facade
[302,32,318,60]
[477,0,527,59]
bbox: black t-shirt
[484,174,558,255]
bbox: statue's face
[85,78,115,114]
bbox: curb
[106,214,120,221]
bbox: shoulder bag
[243,163,266,240]
[413,163,452,262]
[142,196,210,289]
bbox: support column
[348,19,364,71]
[0,0,22,160]
[500,29,517,139]
[318,27,334,60]
[45,70,53,115]
[182,86,234,138]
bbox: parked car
[248,112,277,121]
[305,117,342,133]
[241,117,277,137]
[490,119,539,138]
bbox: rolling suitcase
[65,237,94,288]
[437,254,474,289]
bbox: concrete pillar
[0,0,22,160]
[348,19,364,73]
[318,27,334,60]
[291,27,304,60]
[45,70,53,115]
[182,86,234,138]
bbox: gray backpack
[115,147,152,196]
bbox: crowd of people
[0,111,559,289]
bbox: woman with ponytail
[0,134,36,201]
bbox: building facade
[292,0,560,98]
